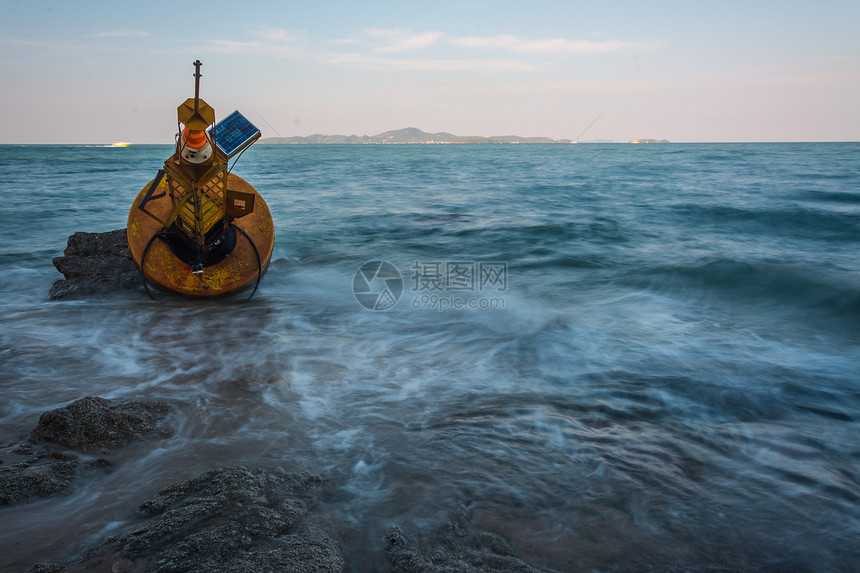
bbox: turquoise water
[1,143,859,571]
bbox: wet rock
[2,397,169,506]
[30,396,172,451]
[26,564,66,573]
[85,458,113,469]
[50,229,140,299]
[385,511,540,573]
[0,457,78,505]
[34,466,343,573]
[0,451,112,507]
[13,442,36,455]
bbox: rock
[35,466,343,573]
[384,511,540,573]
[26,564,66,573]
[13,443,35,455]
[30,396,172,451]
[0,457,78,505]
[2,397,170,505]
[49,229,140,299]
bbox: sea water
[0,143,858,571]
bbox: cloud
[360,28,444,53]
[379,31,443,53]
[261,29,299,43]
[91,30,150,38]
[324,52,535,72]
[450,34,521,49]
[186,27,661,73]
[209,39,265,54]
[453,34,660,54]
[204,29,305,58]
[323,29,661,72]
[513,38,651,54]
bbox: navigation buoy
[127,60,274,299]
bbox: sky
[1,0,858,143]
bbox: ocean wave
[803,189,860,203]
[671,202,860,240]
[3,143,860,571]
[624,255,860,319]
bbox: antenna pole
[193,60,202,113]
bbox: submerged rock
[0,444,112,506]
[0,456,78,505]
[50,229,140,299]
[26,565,66,573]
[29,466,343,573]
[30,396,172,451]
[384,511,540,573]
[1,397,171,506]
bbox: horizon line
[2,140,858,145]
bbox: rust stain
[126,174,274,297]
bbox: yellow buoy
[126,60,274,298]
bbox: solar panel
[209,110,261,158]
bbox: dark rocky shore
[29,231,545,570]
[1,397,172,506]
[3,396,541,572]
[32,231,762,572]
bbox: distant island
[259,127,576,145]
[257,127,669,145]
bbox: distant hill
[259,127,574,145]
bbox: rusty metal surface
[127,174,274,297]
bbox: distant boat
[110,141,132,147]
